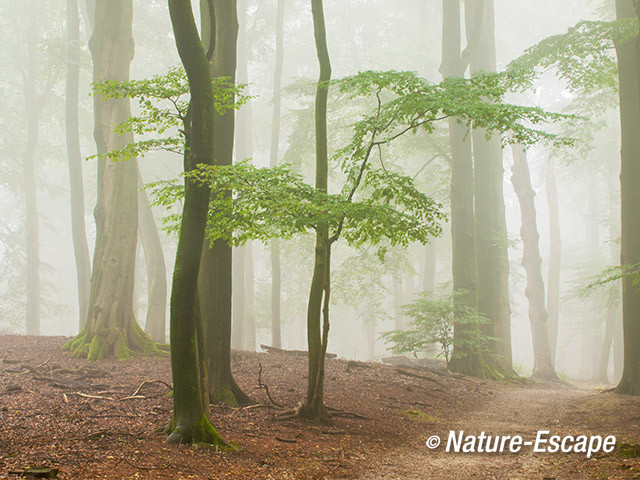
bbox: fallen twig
[258,363,284,408]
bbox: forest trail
[357,383,639,480]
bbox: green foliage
[508,18,638,94]
[381,290,491,365]
[584,263,640,292]
[91,65,250,162]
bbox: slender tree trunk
[199,0,251,405]
[166,0,228,446]
[511,145,557,380]
[299,0,332,424]
[614,0,640,394]
[422,242,436,292]
[235,0,256,351]
[244,242,256,351]
[63,0,158,360]
[22,1,47,336]
[545,155,561,366]
[393,274,404,330]
[466,0,513,376]
[66,0,92,331]
[138,171,167,343]
[231,246,245,350]
[268,0,286,349]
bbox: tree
[466,0,514,377]
[301,0,333,424]
[616,0,640,394]
[545,155,561,366]
[269,0,286,349]
[63,0,159,360]
[166,0,229,446]
[198,0,252,406]
[440,0,481,376]
[511,145,557,380]
[65,0,91,331]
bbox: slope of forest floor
[0,336,638,480]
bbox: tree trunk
[614,0,640,395]
[466,0,513,377]
[511,145,557,380]
[22,4,42,336]
[66,0,92,331]
[231,245,245,350]
[244,242,256,351]
[392,273,404,330]
[138,170,167,343]
[235,0,256,351]
[199,0,251,405]
[165,0,228,446]
[268,0,286,349]
[63,0,158,360]
[299,0,332,425]
[545,155,561,366]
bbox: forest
[0,0,639,478]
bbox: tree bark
[138,170,167,344]
[268,0,286,349]
[511,145,557,380]
[466,0,513,377]
[545,155,560,366]
[299,0,332,424]
[66,0,92,331]
[166,0,228,445]
[198,0,252,405]
[63,0,158,360]
[614,0,640,395]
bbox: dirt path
[358,384,640,480]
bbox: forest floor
[0,336,638,480]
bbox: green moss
[211,385,238,407]
[116,332,133,360]
[619,443,640,458]
[87,335,108,361]
[167,413,236,449]
[399,410,438,422]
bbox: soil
[0,335,638,479]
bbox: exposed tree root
[63,318,166,361]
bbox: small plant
[382,289,492,366]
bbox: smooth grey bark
[268,0,286,349]
[64,0,157,360]
[511,145,557,380]
[66,0,92,331]
[545,155,560,366]
[138,171,167,343]
[466,0,513,376]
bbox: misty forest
[1,0,640,478]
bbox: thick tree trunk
[614,0,640,395]
[511,145,557,380]
[299,0,332,424]
[466,0,513,377]
[440,0,490,376]
[268,0,286,349]
[545,155,561,366]
[64,0,158,360]
[138,171,167,344]
[66,0,92,331]
[199,0,251,405]
[166,0,228,446]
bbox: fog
[0,0,627,383]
